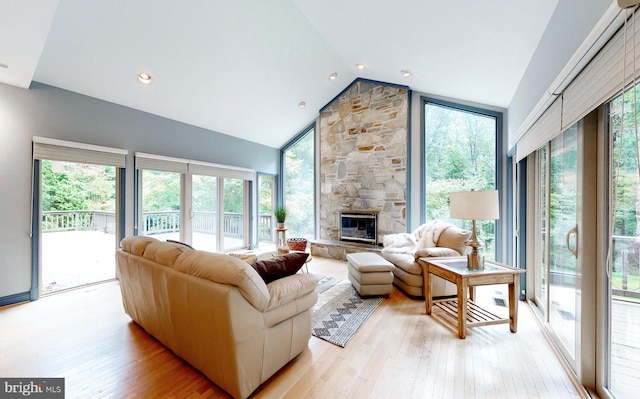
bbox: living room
[1,1,638,398]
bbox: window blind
[32,137,127,167]
[134,152,189,174]
[515,5,640,160]
[188,161,255,181]
[562,11,639,131]
[516,97,562,162]
[135,152,255,181]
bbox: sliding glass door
[606,86,640,399]
[533,125,580,369]
[136,154,253,252]
[40,160,117,294]
[548,126,579,362]
[140,170,182,242]
[192,175,218,252]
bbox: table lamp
[449,190,499,270]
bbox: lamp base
[466,219,485,270]
[467,252,484,270]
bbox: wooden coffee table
[419,257,525,339]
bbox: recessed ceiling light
[298,101,306,108]
[401,70,412,77]
[356,64,366,70]
[329,72,337,80]
[137,72,153,84]
[0,62,8,69]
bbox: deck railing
[42,210,273,241]
[611,235,640,299]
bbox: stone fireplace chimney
[319,79,409,243]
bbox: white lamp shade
[449,190,500,220]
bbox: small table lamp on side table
[449,189,499,270]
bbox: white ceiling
[0,0,558,148]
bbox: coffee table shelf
[434,299,505,328]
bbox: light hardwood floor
[0,257,588,399]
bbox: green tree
[142,170,180,212]
[42,160,116,211]
[284,130,315,239]
[424,103,497,258]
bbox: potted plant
[274,205,287,229]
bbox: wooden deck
[40,231,245,294]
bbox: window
[192,174,217,252]
[135,153,254,252]
[258,174,275,248]
[423,98,501,260]
[606,86,640,398]
[282,126,315,240]
[140,170,182,242]
[32,137,126,299]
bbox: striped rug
[311,277,384,347]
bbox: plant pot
[287,238,307,252]
[277,223,285,230]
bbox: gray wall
[508,0,611,143]
[0,82,278,300]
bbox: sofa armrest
[265,273,320,311]
[262,273,320,327]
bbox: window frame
[420,96,504,262]
[279,122,317,240]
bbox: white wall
[0,82,278,301]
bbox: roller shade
[562,10,640,131]
[135,152,255,181]
[134,152,189,174]
[516,97,562,162]
[515,5,640,160]
[188,161,255,181]
[33,137,127,167]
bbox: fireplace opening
[340,211,377,245]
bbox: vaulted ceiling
[0,0,558,148]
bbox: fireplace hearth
[340,211,378,245]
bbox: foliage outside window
[283,128,315,240]
[609,87,640,295]
[424,101,497,259]
[258,175,275,245]
[42,160,116,212]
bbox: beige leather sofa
[116,236,320,399]
[381,221,471,298]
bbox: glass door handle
[566,225,578,258]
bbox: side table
[419,257,524,339]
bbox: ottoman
[346,252,394,296]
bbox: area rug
[312,277,384,347]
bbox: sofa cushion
[251,252,309,284]
[381,252,422,275]
[437,226,472,255]
[415,247,461,258]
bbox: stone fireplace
[318,79,409,251]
